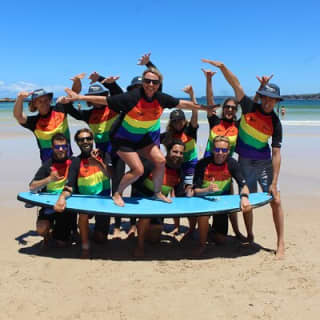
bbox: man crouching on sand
[193,136,252,257]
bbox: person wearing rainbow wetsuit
[54,128,111,259]
[29,133,74,248]
[202,59,285,259]
[193,136,252,256]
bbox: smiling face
[222,99,237,120]
[142,72,161,98]
[167,144,184,168]
[76,132,94,156]
[52,139,68,161]
[171,119,186,132]
[260,95,281,113]
[33,95,51,115]
[212,140,230,165]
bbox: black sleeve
[207,114,220,129]
[77,109,91,123]
[54,103,83,121]
[239,95,256,114]
[65,157,81,192]
[106,89,140,113]
[21,115,39,132]
[160,132,166,144]
[30,160,52,185]
[271,115,282,148]
[193,158,210,189]
[155,92,179,109]
[184,123,198,140]
[98,76,124,95]
[227,158,247,190]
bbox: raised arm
[201,59,245,102]
[182,85,198,128]
[88,72,123,95]
[253,74,274,103]
[70,72,86,94]
[64,88,108,105]
[13,91,32,124]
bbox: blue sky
[1,0,319,98]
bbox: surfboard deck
[17,192,272,217]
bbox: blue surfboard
[17,192,272,217]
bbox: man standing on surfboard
[193,136,252,256]
[54,128,111,259]
[202,59,285,259]
[29,133,74,248]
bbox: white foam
[281,120,320,127]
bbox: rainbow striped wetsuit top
[22,103,81,163]
[107,88,180,150]
[203,115,238,158]
[161,122,198,179]
[236,96,282,160]
[194,157,246,196]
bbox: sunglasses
[77,136,93,143]
[53,144,68,150]
[214,147,229,153]
[143,78,160,85]
[224,105,237,111]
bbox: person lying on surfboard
[63,68,216,208]
[192,136,252,256]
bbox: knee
[132,164,144,178]
[153,155,166,168]
[36,221,49,236]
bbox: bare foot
[112,193,125,207]
[127,225,137,238]
[80,249,90,259]
[247,233,254,244]
[154,192,172,203]
[113,227,121,239]
[275,242,285,259]
[133,246,145,258]
[192,245,207,257]
[235,232,247,242]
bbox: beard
[80,144,93,157]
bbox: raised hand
[64,88,80,102]
[70,72,86,82]
[17,91,33,100]
[49,167,64,182]
[101,76,120,84]
[90,149,102,162]
[137,52,151,65]
[201,68,217,78]
[182,85,194,96]
[256,74,274,87]
[88,72,100,84]
[201,59,224,68]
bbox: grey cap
[127,76,143,91]
[85,84,109,96]
[256,83,283,100]
[31,88,53,101]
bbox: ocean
[1,99,320,126]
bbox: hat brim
[256,90,283,101]
[32,92,53,101]
[85,91,108,96]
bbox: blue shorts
[239,157,274,193]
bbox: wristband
[240,193,249,198]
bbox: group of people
[14,53,285,259]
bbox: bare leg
[134,218,151,258]
[229,213,246,241]
[270,193,285,259]
[113,151,144,207]
[171,217,180,235]
[139,144,171,203]
[181,217,197,240]
[243,210,254,243]
[127,218,137,238]
[78,214,90,259]
[36,220,50,247]
[192,216,209,256]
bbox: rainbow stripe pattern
[201,162,232,195]
[34,110,71,162]
[236,111,273,160]
[113,99,163,145]
[46,160,72,194]
[204,121,238,158]
[77,159,110,196]
[143,167,180,196]
[88,107,118,153]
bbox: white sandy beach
[0,120,320,319]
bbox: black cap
[127,76,143,91]
[170,109,186,121]
[256,83,283,100]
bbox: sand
[0,120,319,320]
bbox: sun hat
[127,76,143,91]
[31,89,53,101]
[256,83,283,100]
[85,84,109,96]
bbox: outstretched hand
[182,85,194,96]
[70,73,86,81]
[137,52,151,65]
[88,72,100,84]
[18,91,33,99]
[201,59,224,68]
[101,76,120,84]
[256,74,274,87]
[64,88,80,102]
[201,68,217,78]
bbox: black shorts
[111,135,156,153]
